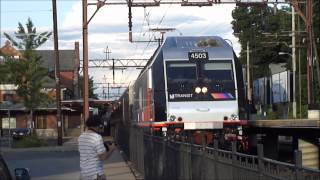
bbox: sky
[1,0,243,100]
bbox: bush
[266,106,278,119]
[12,136,47,148]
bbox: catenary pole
[292,6,297,118]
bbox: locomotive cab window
[201,62,234,82]
[166,63,197,82]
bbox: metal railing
[116,126,320,180]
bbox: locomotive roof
[162,36,234,60]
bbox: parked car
[0,154,30,180]
[0,155,12,180]
[12,128,31,140]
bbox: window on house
[36,115,47,129]
[2,117,16,129]
[3,94,14,102]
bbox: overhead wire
[118,6,151,87]
[120,2,172,88]
[116,6,154,97]
[113,1,173,100]
[141,1,173,55]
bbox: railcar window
[167,63,197,82]
[202,62,233,81]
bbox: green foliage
[0,62,10,83]
[79,75,98,99]
[3,18,52,50]
[231,5,292,78]
[12,136,47,148]
[232,4,320,118]
[1,18,53,124]
[1,51,52,107]
[266,105,280,119]
[314,2,320,37]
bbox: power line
[118,3,174,92]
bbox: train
[112,36,248,149]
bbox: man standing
[78,115,115,180]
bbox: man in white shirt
[78,115,115,180]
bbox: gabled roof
[36,50,78,71]
[0,41,22,57]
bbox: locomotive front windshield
[166,60,236,102]
[202,62,233,82]
[166,63,197,82]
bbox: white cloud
[60,2,242,98]
[1,1,241,99]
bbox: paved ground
[2,150,80,179]
[1,137,136,180]
[105,149,136,180]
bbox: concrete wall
[35,129,58,137]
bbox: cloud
[1,1,241,99]
[62,2,242,97]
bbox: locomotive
[113,36,248,148]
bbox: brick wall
[46,114,57,129]
[60,71,74,90]
[16,114,28,128]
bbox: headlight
[195,87,201,94]
[169,115,176,121]
[201,87,208,93]
[231,114,239,120]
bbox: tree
[3,54,51,127]
[79,76,98,99]
[0,18,52,128]
[231,4,320,117]
[231,5,292,78]
[4,18,52,50]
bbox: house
[0,41,82,137]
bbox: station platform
[248,119,320,128]
[104,147,136,180]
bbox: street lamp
[278,52,297,119]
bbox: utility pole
[292,6,297,119]
[107,83,110,100]
[246,41,252,120]
[112,58,115,84]
[306,0,313,106]
[247,41,251,104]
[104,46,111,60]
[102,87,106,99]
[83,0,89,124]
[82,0,105,125]
[8,109,11,147]
[52,0,62,146]
[289,0,318,109]
[128,0,132,42]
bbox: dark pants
[95,174,106,180]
